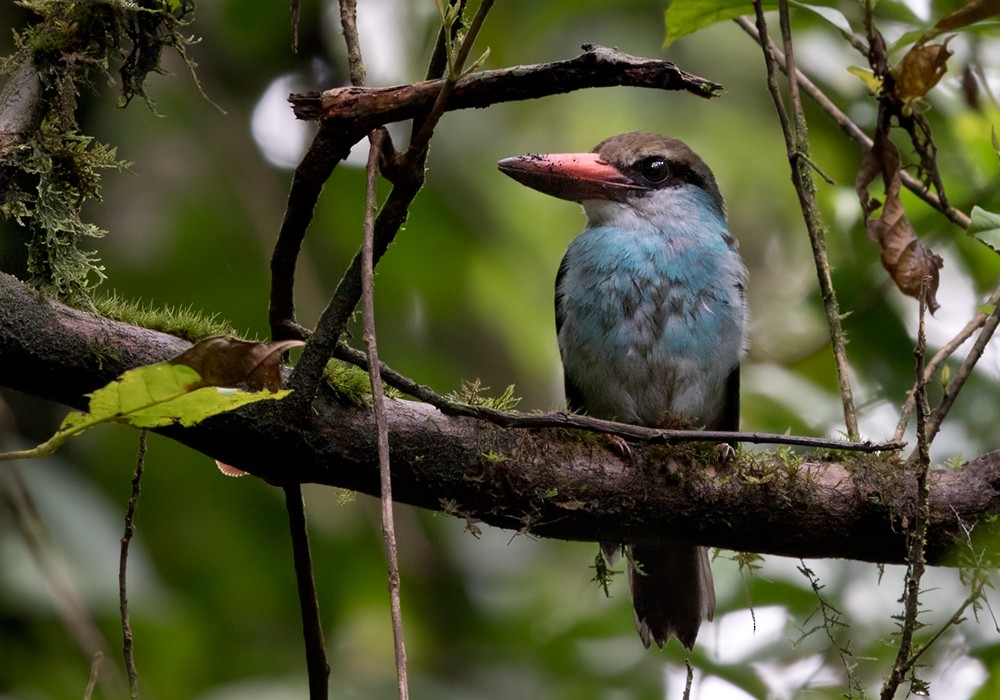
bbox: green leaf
[0,362,289,462]
[847,65,883,93]
[663,0,849,46]
[664,0,763,47]
[967,206,1000,254]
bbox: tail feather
[628,542,715,650]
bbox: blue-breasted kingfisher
[498,132,748,650]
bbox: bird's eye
[636,158,670,185]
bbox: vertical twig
[881,284,932,700]
[83,652,102,700]
[119,430,147,699]
[0,467,125,696]
[339,0,366,86]
[752,0,860,440]
[284,484,330,699]
[408,0,495,158]
[361,128,410,699]
[682,660,694,700]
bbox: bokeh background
[2,0,1000,698]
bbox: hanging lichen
[0,0,198,304]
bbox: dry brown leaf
[921,0,1000,42]
[856,132,943,313]
[171,337,305,391]
[895,37,955,107]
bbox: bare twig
[408,0,495,157]
[83,652,102,700]
[796,562,864,698]
[338,0,365,87]
[119,430,147,699]
[333,342,902,452]
[0,467,125,696]
[752,0,859,440]
[894,284,1000,442]
[360,129,410,700]
[923,301,1000,446]
[284,484,329,699]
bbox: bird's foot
[715,442,737,463]
[608,434,632,458]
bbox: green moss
[94,293,239,341]
[446,378,521,411]
[481,449,509,464]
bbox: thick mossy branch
[0,0,198,303]
[4,271,1000,567]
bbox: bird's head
[498,132,726,228]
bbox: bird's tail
[627,542,715,650]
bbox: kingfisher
[498,132,748,650]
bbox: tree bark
[2,271,999,567]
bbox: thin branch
[360,129,409,699]
[119,430,147,700]
[0,465,126,696]
[894,284,1000,442]
[338,0,366,87]
[333,342,902,453]
[923,300,1000,445]
[752,0,859,440]
[408,0,495,157]
[268,124,354,342]
[284,483,330,699]
[83,653,103,700]
[733,17,971,230]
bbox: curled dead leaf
[856,132,943,313]
[171,337,305,391]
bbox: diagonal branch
[733,17,970,231]
[288,44,721,125]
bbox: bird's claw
[608,434,632,458]
[715,442,737,463]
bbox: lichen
[0,0,199,304]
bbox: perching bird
[498,132,748,650]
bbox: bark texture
[2,272,999,567]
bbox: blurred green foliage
[2,0,1000,698]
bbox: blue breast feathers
[556,192,748,428]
